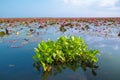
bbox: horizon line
[0,17,120,19]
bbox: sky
[0,0,120,18]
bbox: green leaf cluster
[33,36,99,71]
[0,31,5,37]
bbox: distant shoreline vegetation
[0,17,120,22]
[0,17,120,38]
[0,17,120,26]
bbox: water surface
[0,25,120,80]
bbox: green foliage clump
[59,27,67,32]
[33,36,99,72]
[0,31,5,37]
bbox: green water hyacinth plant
[33,36,99,72]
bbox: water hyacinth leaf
[34,48,39,53]
[53,53,56,58]
[46,57,53,64]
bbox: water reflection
[33,60,99,80]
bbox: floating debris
[118,32,120,36]
[16,31,20,35]
[59,27,66,32]
[24,38,29,41]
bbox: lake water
[0,24,120,80]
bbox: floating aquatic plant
[33,36,99,72]
[59,27,67,32]
[0,31,5,37]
